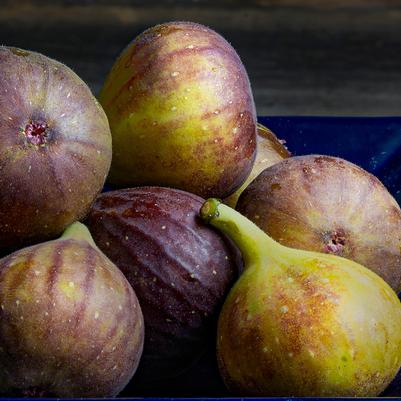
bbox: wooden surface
[1,0,401,115]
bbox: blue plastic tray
[4,116,401,400]
[260,116,401,205]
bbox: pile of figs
[0,20,401,398]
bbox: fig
[224,123,291,208]
[0,46,112,254]
[237,155,401,291]
[0,222,144,397]
[99,21,256,198]
[200,199,401,396]
[86,187,239,385]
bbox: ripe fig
[200,199,401,396]
[0,46,112,254]
[99,21,256,198]
[237,155,401,291]
[86,187,239,385]
[0,222,144,397]
[224,123,291,208]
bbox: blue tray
[5,117,401,400]
[259,116,401,205]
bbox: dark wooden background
[1,0,401,116]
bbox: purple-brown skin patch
[0,46,112,255]
[99,21,256,198]
[237,155,401,291]
[0,238,144,397]
[85,187,240,383]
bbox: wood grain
[0,0,401,115]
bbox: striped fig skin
[0,237,144,397]
[0,46,112,254]
[86,187,239,384]
[99,21,256,198]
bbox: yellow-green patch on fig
[224,123,291,208]
[200,199,401,397]
[99,21,256,198]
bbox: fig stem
[61,222,97,247]
[200,198,278,268]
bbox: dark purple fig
[0,46,112,255]
[0,222,144,397]
[86,187,239,386]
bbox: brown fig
[224,123,291,208]
[86,187,239,386]
[0,46,112,254]
[0,222,144,397]
[237,155,401,291]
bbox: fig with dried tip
[0,222,144,397]
[224,123,291,208]
[99,21,256,198]
[237,155,401,291]
[86,187,239,386]
[200,199,401,397]
[0,46,112,254]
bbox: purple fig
[86,187,239,385]
[237,155,401,291]
[0,46,112,254]
[0,222,144,397]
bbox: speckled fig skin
[0,222,144,397]
[200,199,401,397]
[224,123,291,208]
[237,155,401,291]
[0,47,112,255]
[99,21,256,198]
[86,187,239,384]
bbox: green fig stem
[61,221,97,247]
[200,198,279,268]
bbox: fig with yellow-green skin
[0,222,144,397]
[200,199,401,397]
[99,21,256,198]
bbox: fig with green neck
[200,199,401,397]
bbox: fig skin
[0,222,144,397]
[224,123,291,208]
[200,199,401,397]
[237,155,401,291]
[99,21,257,198]
[0,46,112,254]
[86,187,239,384]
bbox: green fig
[99,21,257,199]
[200,199,401,397]
[0,222,144,397]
